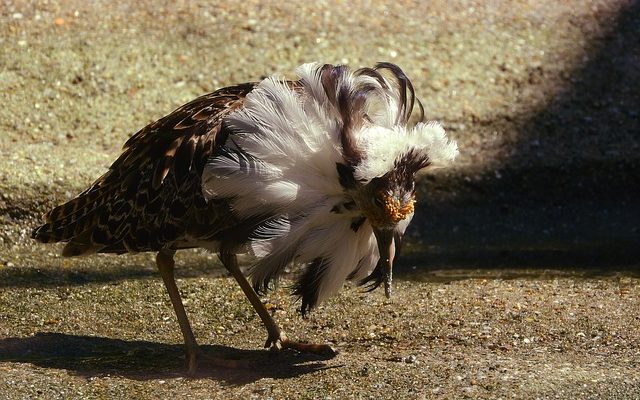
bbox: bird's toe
[280,339,338,359]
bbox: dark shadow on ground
[0,264,161,289]
[0,333,337,384]
[395,264,640,284]
[0,252,227,289]
[410,2,640,271]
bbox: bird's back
[32,83,255,256]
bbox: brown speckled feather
[32,83,255,256]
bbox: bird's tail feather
[31,181,117,256]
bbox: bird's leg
[219,251,282,348]
[220,251,337,357]
[156,249,199,375]
[156,250,282,373]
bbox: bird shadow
[0,332,338,384]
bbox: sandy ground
[1,0,640,398]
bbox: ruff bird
[32,62,458,373]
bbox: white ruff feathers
[202,62,458,307]
[353,122,458,181]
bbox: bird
[32,62,458,374]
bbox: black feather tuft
[336,162,357,189]
[292,258,330,316]
[359,263,385,293]
[374,62,415,125]
[350,216,366,232]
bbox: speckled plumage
[32,83,255,255]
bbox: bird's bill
[373,228,396,298]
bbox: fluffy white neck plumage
[202,62,457,312]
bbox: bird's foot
[265,332,338,358]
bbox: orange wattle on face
[366,191,415,228]
[382,192,415,224]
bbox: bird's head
[335,124,456,297]
[323,63,458,298]
[354,171,415,298]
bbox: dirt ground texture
[1,0,639,399]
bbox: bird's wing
[32,82,256,256]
